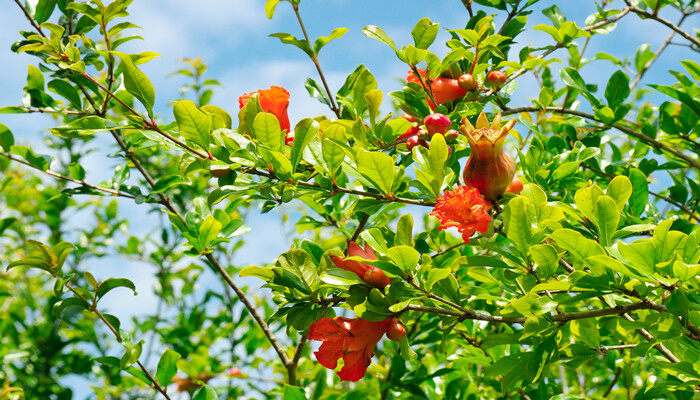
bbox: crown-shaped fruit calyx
[460,111,516,202]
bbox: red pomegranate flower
[406,69,467,108]
[331,242,390,288]
[460,111,517,201]
[430,186,492,243]
[238,86,292,144]
[308,317,393,382]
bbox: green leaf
[313,27,349,54]
[96,278,137,299]
[173,100,213,151]
[542,5,565,28]
[590,195,618,247]
[570,319,600,349]
[269,32,314,57]
[357,150,395,194]
[47,79,81,109]
[26,65,45,91]
[198,215,222,250]
[290,118,318,173]
[34,0,58,23]
[560,67,586,92]
[0,123,14,152]
[503,197,531,258]
[51,116,129,137]
[411,17,439,49]
[193,385,217,400]
[155,348,180,388]
[362,25,397,51]
[283,385,307,400]
[529,244,559,278]
[265,0,284,19]
[113,52,155,116]
[606,175,632,211]
[680,60,700,81]
[604,70,630,108]
[395,214,413,246]
[387,246,419,273]
[10,146,50,171]
[252,112,284,153]
[550,229,605,267]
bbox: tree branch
[624,2,700,49]
[291,3,341,118]
[1,152,136,199]
[502,106,700,170]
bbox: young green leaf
[113,52,156,117]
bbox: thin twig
[12,0,46,37]
[65,284,172,399]
[291,3,341,118]
[502,106,700,170]
[1,152,136,199]
[625,2,700,49]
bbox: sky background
[0,0,697,398]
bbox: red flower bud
[461,111,516,201]
[407,69,467,108]
[399,126,420,140]
[424,114,451,135]
[386,318,406,341]
[363,267,391,288]
[405,135,421,150]
[457,73,478,91]
[227,368,243,377]
[487,70,507,90]
[417,128,431,140]
[505,178,523,194]
[444,129,459,141]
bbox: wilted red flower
[431,186,492,243]
[460,111,516,201]
[407,69,467,108]
[309,317,393,382]
[331,242,390,288]
[238,86,292,144]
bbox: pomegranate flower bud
[487,70,507,90]
[506,178,523,195]
[460,111,516,201]
[331,242,390,288]
[386,318,406,341]
[424,113,451,135]
[458,73,478,91]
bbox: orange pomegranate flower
[331,242,390,288]
[238,86,292,144]
[308,317,393,382]
[431,186,492,243]
[407,69,467,108]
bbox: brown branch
[65,284,172,400]
[405,299,670,325]
[629,24,678,90]
[502,106,700,170]
[81,73,211,160]
[291,3,341,118]
[104,130,293,373]
[603,367,622,397]
[12,0,46,37]
[1,152,136,199]
[625,2,700,49]
[242,167,436,207]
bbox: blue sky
[0,0,697,397]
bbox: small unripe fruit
[444,129,459,141]
[487,70,507,89]
[401,113,420,124]
[424,113,451,135]
[386,318,406,341]
[363,267,391,288]
[457,73,478,91]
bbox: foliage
[1,0,699,399]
